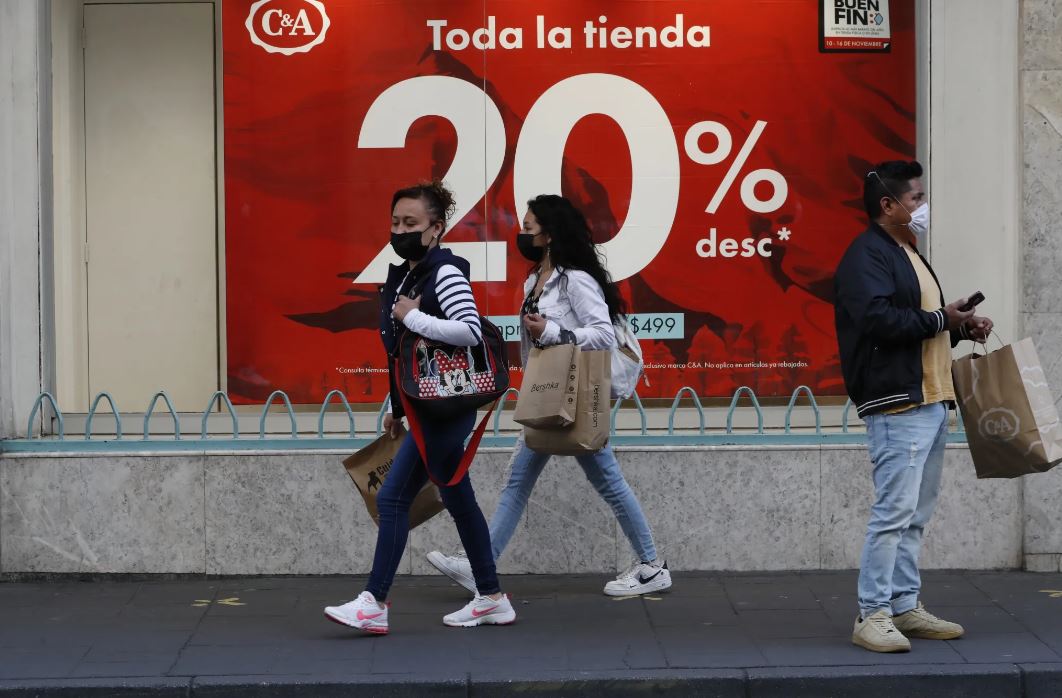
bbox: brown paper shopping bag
[342,426,445,528]
[513,344,580,428]
[952,337,1062,478]
[524,350,611,455]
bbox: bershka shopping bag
[342,425,445,528]
[952,337,1062,478]
[524,350,611,455]
[513,344,580,428]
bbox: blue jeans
[366,410,499,601]
[488,435,658,563]
[858,402,948,617]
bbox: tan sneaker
[852,610,911,652]
[892,602,964,640]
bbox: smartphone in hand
[958,292,985,313]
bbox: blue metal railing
[375,396,392,437]
[143,391,181,441]
[4,385,969,453]
[318,390,356,439]
[611,391,648,436]
[726,386,764,434]
[667,387,705,435]
[259,391,297,439]
[26,392,64,440]
[202,391,239,439]
[784,385,821,434]
[493,388,520,436]
[85,392,121,440]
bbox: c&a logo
[245,0,330,56]
[979,408,1020,442]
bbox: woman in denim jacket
[428,194,671,597]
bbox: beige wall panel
[51,0,88,412]
[84,2,217,414]
[929,0,1021,345]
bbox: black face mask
[516,233,545,263]
[390,229,433,261]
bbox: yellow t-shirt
[884,245,955,413]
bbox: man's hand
[392,295,420,322]
[964,315,994,343]
[383,413,403,439]
[524,313,547,340]
[943,298,976,331]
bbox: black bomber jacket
[834,223,968,418]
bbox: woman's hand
[383,413,403,439]
[524,313,547,340]
[392,295,420,322]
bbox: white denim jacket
[519,266,617,367]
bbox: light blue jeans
[858,402,948,618]
[488,435,658,563]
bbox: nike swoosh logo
[637,569,663,585]
[357,610,384,621]
[471,605,499,618]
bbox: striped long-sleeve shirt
[400,264,482,346]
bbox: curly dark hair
[527,194,627,323]
[391,180,457,229]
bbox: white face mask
[908,202,929,237]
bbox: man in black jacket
[834,160,992,653]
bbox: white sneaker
[324,591,389,634]
[603,560,673,597]
[852,609,911,652]
[443,593,516,627]
[892,602,965,640]
[426,550,476,594]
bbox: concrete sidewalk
[1,571,1062,696]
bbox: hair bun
[426,180,457,222]
[390,180,458,226]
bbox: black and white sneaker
[603,560,672,596]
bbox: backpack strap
[394,357,496,487]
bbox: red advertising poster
[222,0,916,404]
